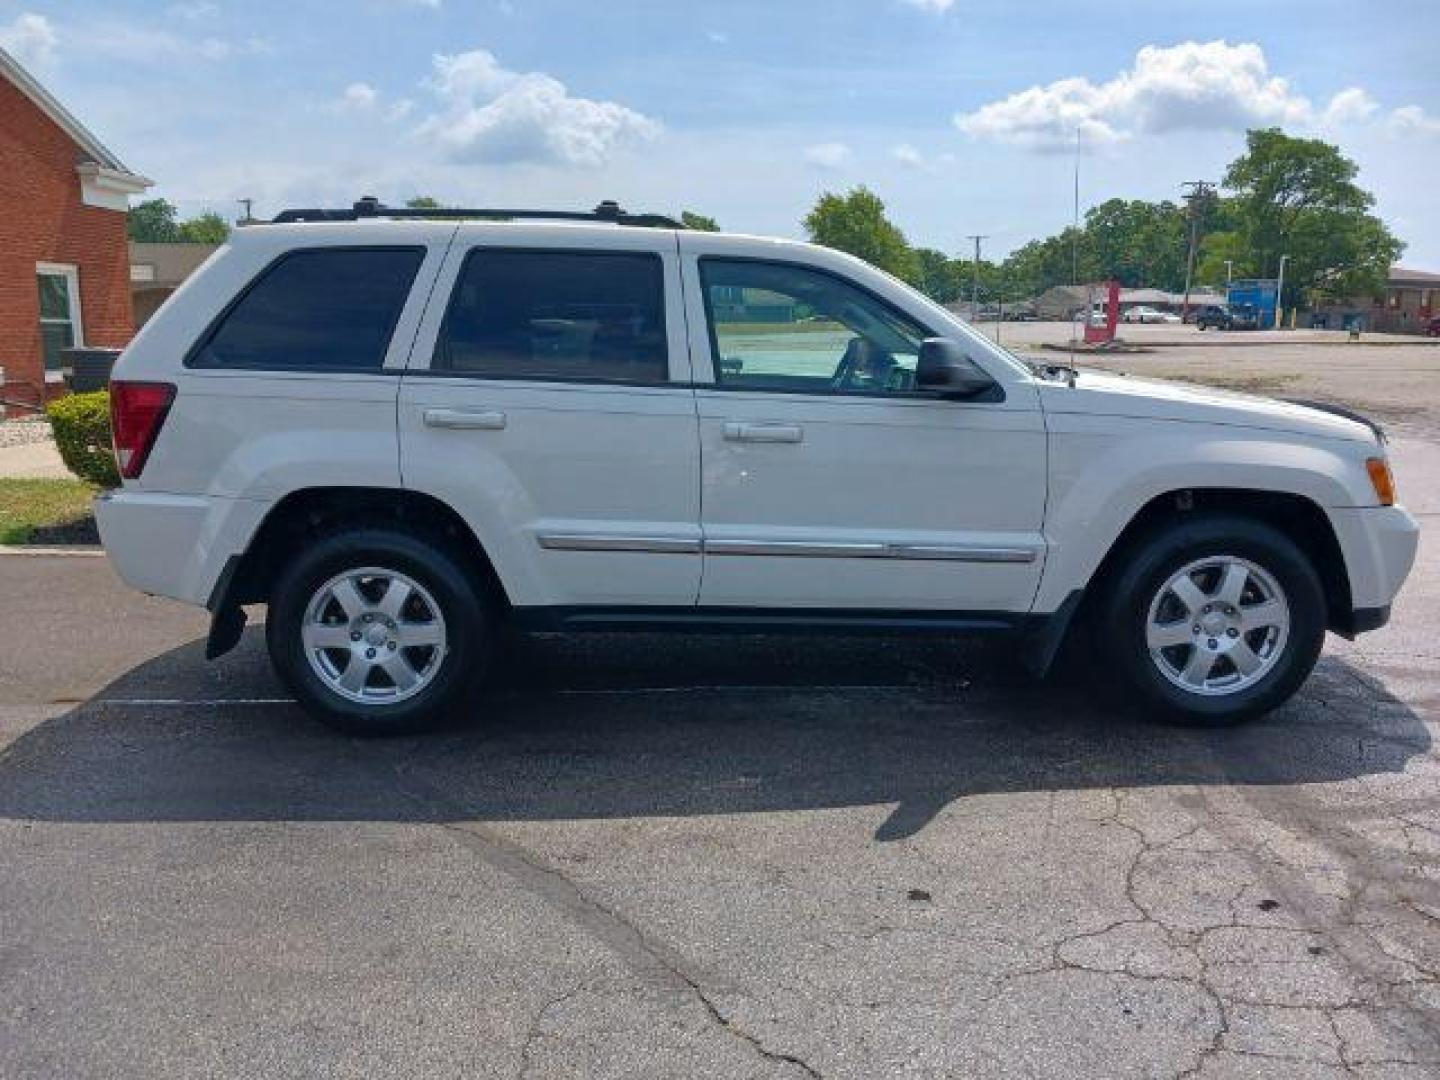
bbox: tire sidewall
[1099,516,1326,725]
[267,528,489,736]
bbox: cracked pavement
[0,437,1435,1079]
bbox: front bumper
[1328,504,1420,635]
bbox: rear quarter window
[189,246,424,371]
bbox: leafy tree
[129,199,232,244]
[1222,128,1402,305]
[912,247,962,303]
[178,211,230,244]
[803,187,918,282]
[1084,198,1188,290]
[127,198,182,242]
[1001,228,1097,298]
[681,210,719,231]
[405,196,443,209]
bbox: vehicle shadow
[0,628,1429,841]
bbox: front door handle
[723,421,803,444]
[423,408,507,431]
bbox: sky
[3,0,1438,266]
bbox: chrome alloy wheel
[1145,555,1290,697]
[301,567,447,705]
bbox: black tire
[266,527,492,736]
[1093,514,1325,726]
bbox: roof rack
[271,196,683,229]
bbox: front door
[681,246,1048,614]
[398,226,701,611]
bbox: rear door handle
[423,408,507,431]
[723,421,803,444]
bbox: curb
[0,545,105,557]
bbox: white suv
[97,199,1419,735]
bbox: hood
[1042,370,1380,445]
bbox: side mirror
[915,338,999,400]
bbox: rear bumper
[94,489,269,607]
[1329,504,1420,635]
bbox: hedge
[47,390,120,489]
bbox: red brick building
[1,47,150,412]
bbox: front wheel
[266,527,492,735]
[1093,515,1326,726]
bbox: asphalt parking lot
[2,352,1437,1078]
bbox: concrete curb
[0,545,105,557]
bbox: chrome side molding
[535,533,1036,563]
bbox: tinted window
[435,250,667,383]
[194,247,424,370]
[700,259,931,395]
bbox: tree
[912,248,962,303]
[803,187,917,282]
[178,211,231,244]
[405,196,443,209]
[1084,198,1188,290]
[129,199,233,244]
[681,210,719,231]
[1222,128,1403,305]
[128,198,182,242]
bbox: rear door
[397,225,701,611]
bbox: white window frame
[36,262,84,382]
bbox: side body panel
[396,224,701,609]
[678,232,1049,612]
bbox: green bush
[47,390,120,489]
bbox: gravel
[0,419,54,450]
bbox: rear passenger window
[434,250,667,383]
[192,247,424,370]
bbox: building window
[36,263,83,375]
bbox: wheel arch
[217,485,510,616]
[1082,487,1352,633]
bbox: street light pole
[1224,259,1233,285]
[1275,254,1289,330]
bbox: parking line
[82,683,940,708]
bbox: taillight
[110,380,176,480]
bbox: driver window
[700,259,931,395]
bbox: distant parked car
[1229,303,1262,330]
[1195,304,1233,331]
[1123,306,1182,324]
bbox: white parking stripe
[85,683,935,707]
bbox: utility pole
[237,197,254,226]
[1180,180,1215,322]
[965,233,988,321]
[1275,254,1289,329]
[1224,259,1234,285]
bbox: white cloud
[1322,87,1379,126]
[706,29,729,45]
[0,12,57,68]
[387,97,415,122]
[1388,105,1440,138]
[899,0,954,11]
[803,141,852,169]
[890,143,924,168]
[415,48,659,167]
[956,40,1314,151]
[167,1,219,19]
[329,81,379,113]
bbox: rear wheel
[1094,515,1325,725]
[267,527,491,735]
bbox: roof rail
[271,197,683,229]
